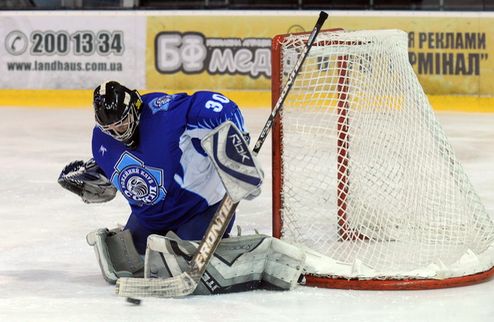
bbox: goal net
[271,29,494,289]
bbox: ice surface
[0,107,493,322]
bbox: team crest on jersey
[111,152,166,206]
[149,95,173,114]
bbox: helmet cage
[94,85,142,143]
[97,103,139,142]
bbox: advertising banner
[146,12,494,95]
[0,12,146,89]
[325,13,491,95]
[1,11,494,96]
[146,14,320,91]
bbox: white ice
[1,107,493,322]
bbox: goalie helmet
[93,81,143,148]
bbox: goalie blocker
[201,121,264,203]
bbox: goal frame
[271,29,494,290]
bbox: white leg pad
[264,237,306,290]
[86,228,120,284]
[86,228,143,284]
[144,233,305,293]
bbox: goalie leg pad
[145,233,305,294]
[86,228,144,284]
[144,232,191,280]
[263,238,306,290]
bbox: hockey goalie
[58,81,306,296]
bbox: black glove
[58,158,117,203]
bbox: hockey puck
[126,297,142,305]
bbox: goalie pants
[124,200,236,254]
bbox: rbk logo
[228,133,251,163]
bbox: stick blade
[116,272,198,298]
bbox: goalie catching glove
[58,158,117,203]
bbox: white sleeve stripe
[233,114,246,132]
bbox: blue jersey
[92,91,248,231]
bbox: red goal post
[271,28,494,290]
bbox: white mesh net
[274,29,494,282]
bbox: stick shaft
[253,11,328,154]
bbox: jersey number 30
[205,94,230,112]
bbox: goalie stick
[116,10,329,299]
